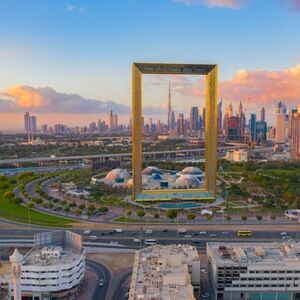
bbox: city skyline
[1,0,300,130]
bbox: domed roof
[105,168,131,181]
[143,166,161,175]
[9,248,24,263]
[126,178,133,188]
[181,166,203,175]
[175,175,201,188]
[151,173,162,180]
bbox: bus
[237,230,252,237]
[144,239,157,245]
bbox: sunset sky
[0,0,300,130]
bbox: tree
[98,206,109,214]
[241,215,247,223]
[64,206,70,213]
[153,212,160,219]
[86,210,93,217]
[186,213,196,223]
[166,209,177,222]
[3,191,14,199]
[75,209,81,215]
[256,215,263,223]
[225,215,231,222]
[88,204,96,211]
[27,202,35,209]
[137,210,145,219]
[206,214,213,222]
[126,209,132,217]
[270,214,276,224]
[79,204,86,210]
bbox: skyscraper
[238,101,246,140]
[260,107,266,122]
[167,81,172,132]
[24,112,30,133]
[30,116,37,133]
[291,105,300,160]
[250,113,257,142]
[108,110,114,130]
[217,100,222,132]
[176,114,185,135]
[276,101,287,143]
[190,107,199,131]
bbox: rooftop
[130,244,199,300]
[208,242,300,266]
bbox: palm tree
[186,213,196,223]
[241,215,247,224]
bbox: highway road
[86,260,111,300]
[0,146,245,165]
[0,228,298,252]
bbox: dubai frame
[132,63,218,202]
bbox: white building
[0,230,85,300]
[129,244,200,300]
[207,242,300,300]
[225,149,248,162]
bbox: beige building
[225,149,248,162]
[276,102,288,144]
[291,105,300,160]
[129,244,201,300]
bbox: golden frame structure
[132,63,218,201]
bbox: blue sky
[0,0,300,129]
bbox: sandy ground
[87,253,135,275]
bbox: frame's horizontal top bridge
[133,63,216,75]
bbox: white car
[199,231,207,235]
[99,279,104,287]
[201,268,207,274]
[222,231,229,235]
[133,238,141,243]
[281,232,287,235]
[84,230,91,235]
[145,230,153,234]
[201,292,210,299]
[184,234,192,238]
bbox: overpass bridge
[0,145,246,166]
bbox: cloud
[219,64,300,106]
[1,86,130,114]
[174,0,246,9]
[281,0,300,11]
[66,4,76,11]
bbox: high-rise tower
[167,81,172,131]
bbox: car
[192,232,199,236]
[108,231,115,235]
[89,235,98,240]
[130,232,137,235]
[177,228,187,234]
[133,238,141,243]
[98,279,104,287]
[184,234,192,238]
[100,232,106,236]
[162,229,168,232]
[201,292,210,299]
[192,239,200,244]
[145,230,153,234]
[281,232,287,235]
[199,231,207,235]
[83,230,91,235]
[201,268,207,274]
[209,234,217,237]
[222,231,229,235]
[114,228,123,233]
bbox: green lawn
[0,185,75,228]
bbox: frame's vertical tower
[132,64,143,197]
[205,66,218,196]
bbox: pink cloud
[174,0,246,9]
[219,64,300,106]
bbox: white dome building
[175,175,201,188]
[177,166,205,181]
[105,168,131,181]
[143,166,161,175]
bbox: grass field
[0,183,75,227]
